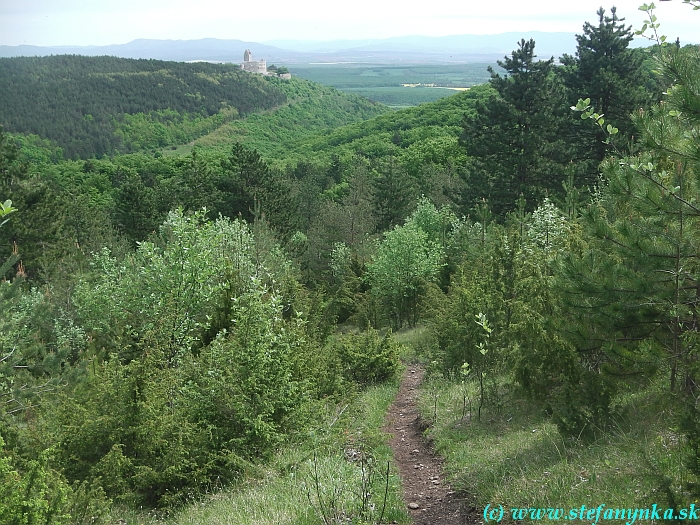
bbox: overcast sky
[0,0,697,47]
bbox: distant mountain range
[266,33,580,60]
[0,33,590,64]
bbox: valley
[0,4,699,524]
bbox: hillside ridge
[0,55,386,159]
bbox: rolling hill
[0,55,387,159]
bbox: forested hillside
[189,76,390,157]
[282,86,483,163]
[0,55,387,160]
[0,56,279,158]
[1,4,699,524]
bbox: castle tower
[241,49,266,75]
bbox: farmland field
[287,63,497,106]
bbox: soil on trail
[383,365,478,525]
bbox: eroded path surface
[383,366,478,525]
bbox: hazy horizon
[1,1,697,48]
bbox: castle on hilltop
[241,49,267,74]
[240,50,291,79]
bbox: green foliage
[168,381,409,525]
[112,169,160,244]
[52,284,307,505]
[219,143,300,236]
[326,330,401,385]
[283,85,483,169]
[188,286,306,457]
[0,436,109,525]
[409,195,457,248]
[52,350,213,505]
[372,156,417,231]
[50,273,400,507]
[524,198,569,256]
[48,209,359,505]
[559,35,700,485]
[192,77,388,159]
[115,106,240,152]
[72,145,304,245]
[0,194,59,424]
[0,126,27,188]
[366,205,445,328]
[429,195,615,437]
[0,198,16,226]
[0,437,69,525]
[0,55,287,158]
[549,371,615,439]
[432,267,491,373]
[561,6,654,179]
[0,127,78,280]
[461,39,573,215]
[6,132,64,165]
[2,6,698,520]
[560,44,700,390]
[74,209,295,362]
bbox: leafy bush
[44,210,319,505]
[366,221,444,329]
[0,437,109,525]
[326,330,401,385]
[549,371,615,440]
[53,286,308,507]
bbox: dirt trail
[383,365,478,525]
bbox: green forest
[0,56,386,159]
[1,3,699,524]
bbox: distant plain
[286,63,497,107]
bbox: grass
[108,380,410,525]
[392,325,435,363]
[161,144,194,156]
[415,372,698,522]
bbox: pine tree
[0,127,68,278]
[568,36,700,498]
[372,155,417,231]
[219,143,299,238]
[561,6,653,182]
[562,40,699,391]
[461,39,571,216]
[113,170,160,244]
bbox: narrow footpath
[383,365,478,525]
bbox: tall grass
[111,381,410,525]
[416,373,696,521]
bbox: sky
[0,0,697,47]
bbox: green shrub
[51,284,311,506]
[0,437,109,525]
[327,330,401,385]
[550,370,615,440]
